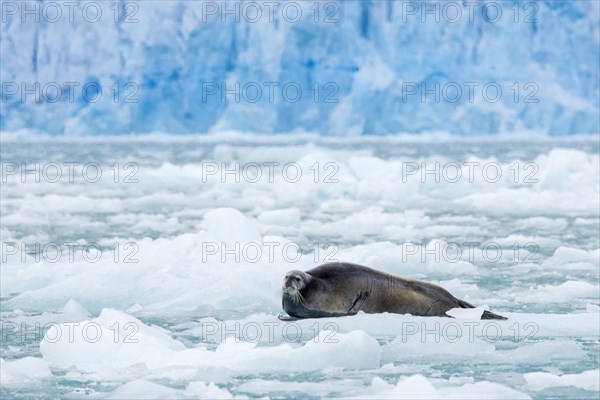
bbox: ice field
[1,134,599,399]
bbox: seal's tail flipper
[481,310,508,320]
[456,299,475,309]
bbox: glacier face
[1,0,598,135]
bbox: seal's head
[282,270,310,305]
[283,270,309,290]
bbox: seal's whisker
[284,287,307,306]
[296,290,307,306]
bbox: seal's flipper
[278,313,302,321]
[347,291,370,314]
[482,310,507,320]
[444,310,507,320]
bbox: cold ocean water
[1,134,599,399]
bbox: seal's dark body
[281,262,506,320]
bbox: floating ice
[336,240,478,277]
[40,309,380,373]
[523,369,600,391]
[106,379,241,399]
[446,306,485,319]
[542,247,600,270]
[61,299,93,320]
[439,381,531,399]
[40,309,186,370]
[353,375,531,399]
[257,208,302,226]
[2,139,599,398]
[237,378,366,397]
[586,303,600,313]
[0,357,52,384]
[382,326,497,361]
[214,329,381,372]
[106,380,181,399]
[353,375,441,399]
[203,208,263,246]
[1,299,92,331]
[517,281,599,303]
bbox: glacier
[1,0,599,136]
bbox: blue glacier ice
[1,0,598,135]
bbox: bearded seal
[280,262,506,320]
